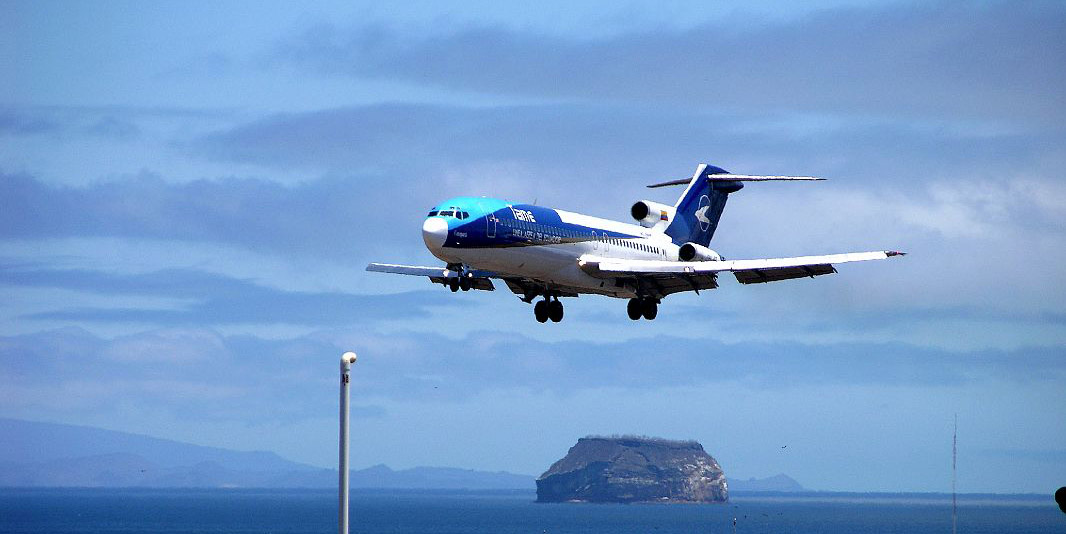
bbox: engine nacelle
[678,242,722,262]
[631,200,676,229]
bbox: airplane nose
[422,217,448,251]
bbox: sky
[2,0,1065,493]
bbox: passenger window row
[502,219,578,239]
[605,237,662,256]
[497,219,664,256]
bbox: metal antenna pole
[339,352,357,534]
[952,413,957,534]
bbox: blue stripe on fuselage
[430,197,640,249]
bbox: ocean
[0,488,1061,534]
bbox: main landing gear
[627,298,658,321]
[534,297,564,323]
[447,264,473,292]
[448,277,472,292]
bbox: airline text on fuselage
[510,206,536,223]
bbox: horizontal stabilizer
[648,174,823,188]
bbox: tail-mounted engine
[631,200,676,229]
[679,242,722,262]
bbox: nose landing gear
[627,298,658,320]
[534,297,565,323]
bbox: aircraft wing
[367,263,589,298]
[581,250,904,287]
[366,263,496,291]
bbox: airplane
[368,163,904,322]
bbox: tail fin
[651,164,823,246]
[661,164,740,246]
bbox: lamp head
[342,352,357,365]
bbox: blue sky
[2,1,1064,493]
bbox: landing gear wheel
[449,278,459,292]
[548,300,564,323]
[641,300,658,320]
[459,277,470,291]
[534,301,549,323]
[627,299,642,320]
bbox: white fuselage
[427,208,680,298]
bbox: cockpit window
[458,211,469,219]
[428,211,439,216]
[439,210,455,217]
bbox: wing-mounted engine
[678,242,723,262]
[631,200,676,230]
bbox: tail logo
[695,195,711,232]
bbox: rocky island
[536,436,728,503]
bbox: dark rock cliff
[536,436,728,503]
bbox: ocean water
[0,488,1061,534]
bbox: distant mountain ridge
[728,473,806,492]
[1,418,306,472]
[0,418,533,489]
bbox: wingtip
[886,250,907,257]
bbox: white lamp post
[339,351,357,534]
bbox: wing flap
[430,275,495,290]
[641,272,719,296]
[502,278,580,298]
[733,263,836,284]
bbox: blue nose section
[422,217,448,251]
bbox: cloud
[0,108,62,136]
[185,102,1066,253]
[6,97,1063,263]
[100,329,227,363]
[5,122,1066,342]
[2,324,1063,492]
[2,326,1062,426]
[4,1,1064,493]
[0,328,317,422]
[0,264,463,326]
[189,103,726,178]
[712,175,1066,324]
[82,116,141,140]
[192,103,1065,180]
[0,107,154,140]
[274,2,1066,128]
[0,170,381,258]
